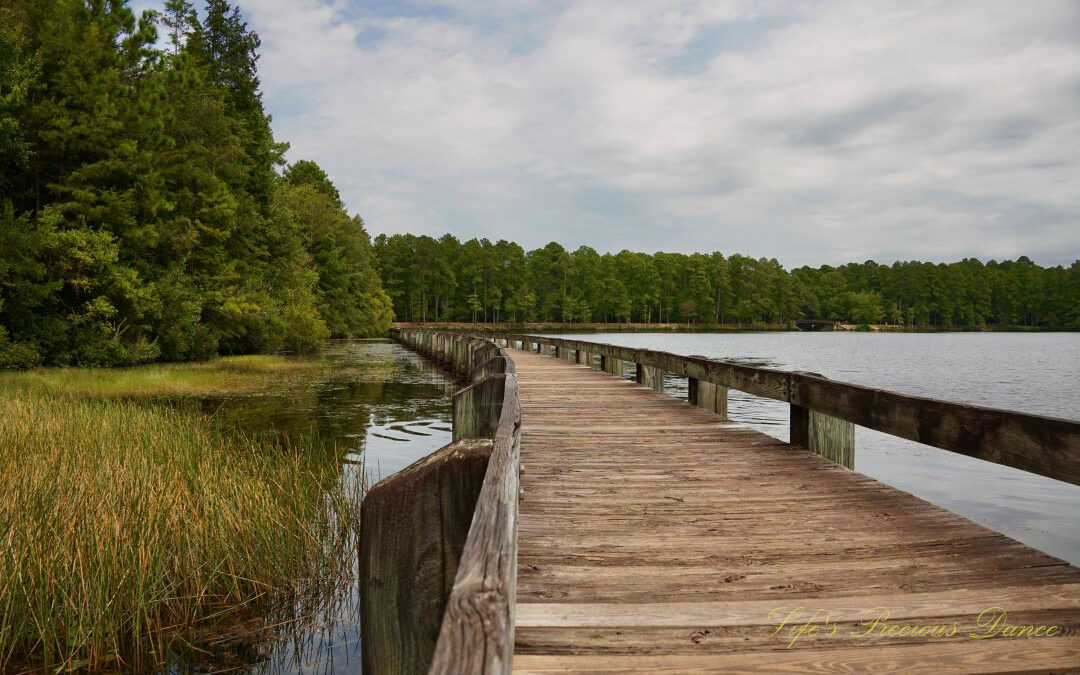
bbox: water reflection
[200,340,455,487]
[159,339,453,674]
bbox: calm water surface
[169,339,453,675]
[556,332,1080,565]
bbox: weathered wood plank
[453,374,507,442]
[360,439,493,675]
[636,363,664,392]
[429,373,522,675]
[790,373,1080,483]
[688,377,728,418]
[511,640,1080,674]
[513,586,1080,625]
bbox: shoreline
[391,321,1072,334]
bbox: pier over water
[362,329,1080,674]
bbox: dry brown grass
[0,354,327,399]
[0,390,360,672]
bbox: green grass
[0,387,360,672]
[0,354,327,399]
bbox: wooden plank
[511,640,1080,674]
[515,612,1080,655]
[453,374,507,441]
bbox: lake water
[555,331,1080,566]
[172,339,454,675]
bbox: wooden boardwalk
[510,350,1080,673]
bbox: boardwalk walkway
[510,350,1080,673]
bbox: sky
[134,0,1080,267]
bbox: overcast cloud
[139,0,1080,266]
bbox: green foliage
[285,159,343,207]
[0,1,391,367]
[373,235,1080,330]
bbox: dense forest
[0,0,391,368]
[2,2,1076,372]
[374,235,1080,329]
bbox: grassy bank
[0,368,359,671]
[0,354,326,399]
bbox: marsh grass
[0,354,327,399]
[0,390,362,672]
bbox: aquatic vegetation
[0,354,328,399]
[0,390,361,672]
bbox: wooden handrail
[487,332,1080,486]
[390,328,522,674]
[428,372,520,674]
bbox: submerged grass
[0,354,326,399]
[0,388,361,672]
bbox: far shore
[391,321,1067,334]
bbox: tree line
[0,0,391,368]
[374,235,1080,330]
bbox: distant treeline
[0,1,391,368]
[374,235,1080,330]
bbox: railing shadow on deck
[367,327,1080,675]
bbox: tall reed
[0,390,360,672]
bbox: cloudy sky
[138,0,1080,267]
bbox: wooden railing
[486,332,1080,486]
[386,328,522,675]
[376,328,1079,675]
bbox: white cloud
[226,0,1080,266]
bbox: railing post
[575,349,589,366]
[636,363,663,392]
[790,403,854,469]
[453,374,507,442]
[360,439,493,675]
[688,378,728,418]
[601,354,623,376]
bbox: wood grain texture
[511,640,1080,674]
[429,373,522,675]
[636,363,664,392]
[507,347,1080,674]
[392,330,522,674]
[688,375,728,419]
[453,374,507,442]
[360,439,493,675]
